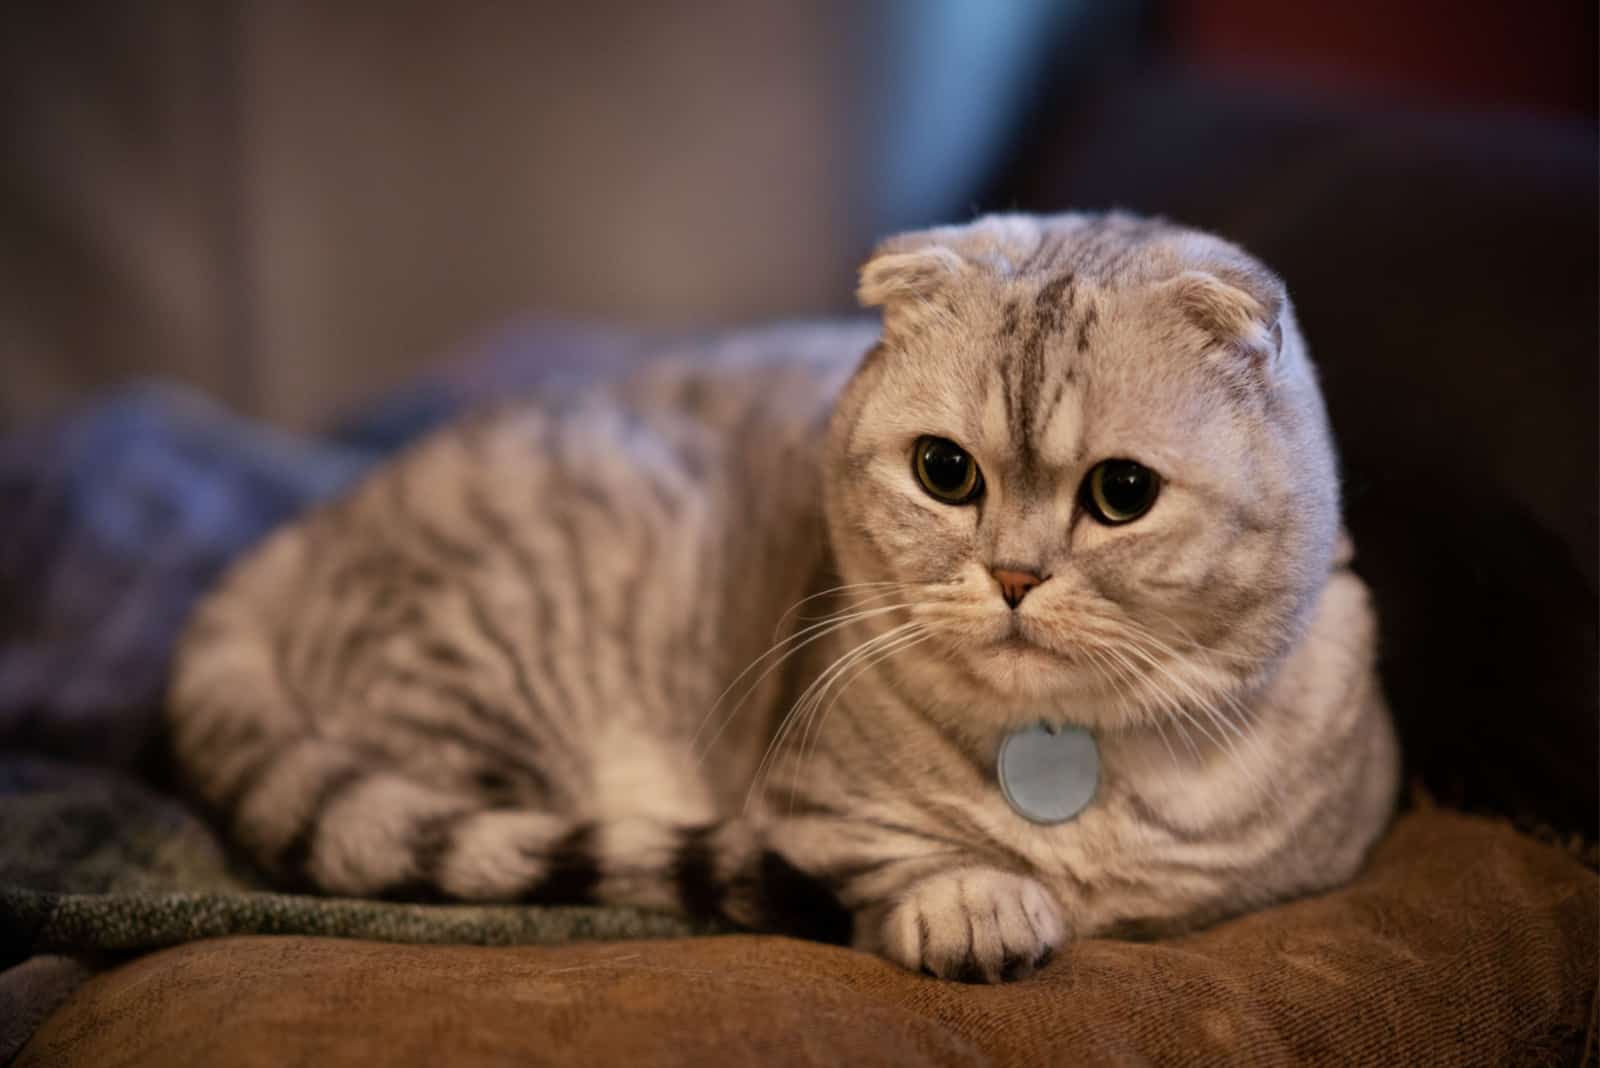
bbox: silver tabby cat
[169,213,1399,982]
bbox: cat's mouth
[993,619,1064,660]
[994,636,1052,662]
[992,617,1096,670]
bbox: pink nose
[991,567,1044,609]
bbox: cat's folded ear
[1164,262,1287,366]
[857,237,970,339]
[858,216,1040,311]
[857,243,967,308]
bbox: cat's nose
[990,567,1045,609]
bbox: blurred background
[1,2,1596,835]
[2,1,1592,429]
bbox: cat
[167,212,1400,982]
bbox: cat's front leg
[855,865,1065,982]
[764,804,1065,981]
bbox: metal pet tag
[997,721,1100,825]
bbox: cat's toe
[1000,943,1053,982]
[877,867,1063,983]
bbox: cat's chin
[916,628,1137,730]
[978,618,1094,672]
[903,607,1143,728]
[961,639,1104,704]
[956,663,1134,733]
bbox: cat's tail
[208,733,847,942]
[170,670,849,943]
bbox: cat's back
[179,320,873,704]
[434,317,875,482]
[169,319,878,824]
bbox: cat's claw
[875,868,1064,983]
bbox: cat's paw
[872,867,1064,983]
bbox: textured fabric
[0,386,369,771]
[0,757,705,952]
[0,956,94,1066]
[17,808,1598,1068]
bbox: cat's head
[823,212,1340,734]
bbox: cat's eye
[912,436,984,505]
[1081,459,1160,524]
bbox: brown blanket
[18,807,1597,1067]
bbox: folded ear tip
[1171,269,1283,353]
[857,247,965,308]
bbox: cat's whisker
[792,624,927,768]
[1104,638,1230,761]
[1097,641,1204,764]
[1078,643,1184,777]
[1114,632,1288,816]
[788,587,919,625]
[1074,635,1166,739]
[755,620,927,811]
[744,619,924,814]
[1113,597,1299,824]
[1120,621,1274,723]
[1117,626,1269,748]
[1125,616,1272,666]
[693,602,917,760]
[786,626,936,812]
[1110,634,1239,739]
[771,581,914,638]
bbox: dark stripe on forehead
[1009,270,1076,486]
[997,336,1018,438]
[1034,271,1075,329]
[1037,376,1072,455]
[1075,305,1099,353]
[997,299,1021,339]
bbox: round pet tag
[997,721,1100,825]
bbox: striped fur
[168,214,1398,982]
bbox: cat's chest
[910,738,1218,885]
[899,754,1133,888]
[974,744,1286,912]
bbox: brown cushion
[19,808,1597,1067]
